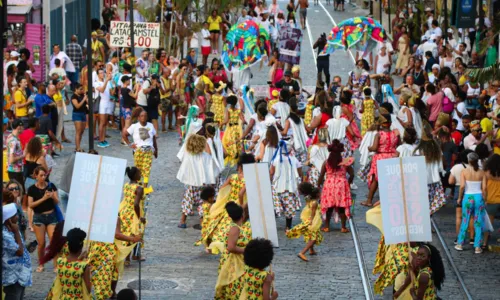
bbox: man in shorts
[334,0,345,11]
[297,0,309,30]
[159,67,174,131]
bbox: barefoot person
[296,0,309,30]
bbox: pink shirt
[426,92,444,122]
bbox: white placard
[63,153,127,243]
[243,163,279,247]
[110,21,160,49]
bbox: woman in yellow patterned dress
[195,153,255,248]
[394,244,445,300]
[268,90,280,112]
[222,95,246,167]
[46,228,91,300]
[214,202,252,299]
[286,182,323,262]
[89,218,142,299]
[210,82,226,124]
[118,166,145,262]
[229,238,279,300]
[360,87,378,137]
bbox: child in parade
[270,139,302,231]
[255,125,280,163]
[197,186,216,233]
[177,134,214,228]
[394,244,445,300]
[268,89,280,111]
[396,128,417,157]
[211,82,227,125]
[222,95,245,167]
[270,89,291,126]
[214,202,252,298]
[318,139,354,233]
[287,182,323,262]
[230,238,279,300]
[360,87,378,136]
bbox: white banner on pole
[110,21,161,49]
[243,163,279,247]
[377,156,432,245]
[63,153,127,243]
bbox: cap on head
[12,119,23,129]
[284,70,292,77]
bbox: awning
[7,4,33,15]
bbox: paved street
[23,2,500,299]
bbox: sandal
[36,265,44,273]
[297,253,309,262]
[341,228,350,233]
[321,227,330,232]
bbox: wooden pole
[399,158,414,285]
[85,156,104,246]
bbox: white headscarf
[3,203,17,223]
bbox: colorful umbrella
[221,20,271,71]
[320,16,386,56]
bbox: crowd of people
[2,1,499,299]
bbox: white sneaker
[454,245,463,251]
[350,183,358,190]
[475,247,483,254]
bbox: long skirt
[428,182,446,215]
[134,148,153,182]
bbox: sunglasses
[8,187,20,191]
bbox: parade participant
[408,96,424,140]
[397,94,413,128]
[229,238,278,300]
[196,153,255,248]
[280,97,308,162]
[394,244,445,300]
[122,110,158,181]
[177,134,214,228]
[197,186,216,232]
[340,90,361,150]
[455,152,486,253]
[348,59,371,119]
[214,202,252,298]
[360,114,400,207]
[46,228,91,299]
[270,139,302,231]
[118,167,145,261]
[414,125,446,215]
[268,90,280,111]
[396,128,417,157]
[27,166,59,273]
[360,87,378,136]
[307,91,331,144]
[255,125,279,163]
[287,182,322,261]
[222,95,245,166]
[241,99,267,140]
[318,140,354,233]
[210,82,227,124]
[306,128,329,187]
[205,123,225,186]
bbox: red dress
[367,130,399,186]
[341,103,361,150]
[320,158,354,217]
[312,113,330,144]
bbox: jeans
[67,68,80,90]
[3,282,26,300]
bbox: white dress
[176,118,203,161]
[262,145,277,163]
[207,136,224,178]
[309,145,328,171]
[288,118,308,155]
[272,102,291,123]
[271,154,300,194]
[396,144,416,157]
[176,151,214,186]
[409,107,423,139]
[326,118,349,142]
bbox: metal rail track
[349,216,375,300]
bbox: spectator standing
[425,83,443,127]
[14,77,33,126]
[2,203,32,300]
[207,10,222,54]
[49,44,76,75]
[65,35,83,91]
[7,119,25,188]
[201,22,211,66]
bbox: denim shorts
[72,111,87,122]
[33,210,58,226]
[465,98,481,110]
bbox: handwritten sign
[110,21,160,49]
[278,25,302,65]
[243,163,279,247]
[63,153,127,243]
[377,156,432,245]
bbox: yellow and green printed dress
[373,235,416,295]
[88,241,119,300]
[134,148,153,182]
[361,98,376,137]
[222,109,243,167]
[229,265,270,300]
[415,267,437,300]
[211,94,225,124]
[304,103,314,126]
[118,183,144,246]
[195,175,245,247]
[214,221,252,299]
[286,199,323,245]
[46,257,91,300]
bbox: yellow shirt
[200,75,214,93]
[14,90,28,117]
[481,117,493,134]
[160,77,171,99]
[207,16,222,31]
[494,128,500,155]
[53,91,63,104]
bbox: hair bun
[327,139,344,153]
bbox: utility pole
[86,0,94,151]
[130,0,135,57]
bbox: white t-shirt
[376,53,390,74]
[396,144,416,157]
[377,41,393,54]
[463,134,492,151]
[49,67,67,79]
[190,32,199,48]
[201,29,211,48]
[432,26,442,37]
[136,80,150,106]
[127,122,156,149]
[452,102,468,131]
[50,51,76,73]
[450,163,468,186]
[95,79,113,104]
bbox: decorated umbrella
[221,20,271,71]
[320,16,386,56]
